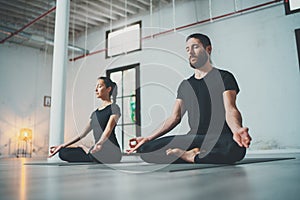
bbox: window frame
[106,63,141,152]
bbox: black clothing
[59,104,122,163]
[177,68,239,135]
[59,147,96,162]
[139,134,245,164]
[138,68,246,164]
[90,104,121,149]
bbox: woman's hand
[126,137,150,154]
[49,144,64,158]
[90,143,103,154]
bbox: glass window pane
[123,96,136,124]
[123,125,136,151]
[123,68,136,96]
[110,71,122,98]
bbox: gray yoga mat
[25,157,295,172]
[24,162,100,166]
[88,157,295,172]
[24,159,144,167]
[159,157,295,172]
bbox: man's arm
[147,99,186,141]
[127,99,186,153]
[223,90,251,148]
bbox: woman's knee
[58,148,68,161]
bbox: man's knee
[137,142,151,153]
[227,144,246,163]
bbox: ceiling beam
[123,0,148,11]
[75,5,110,23]
[77,1,119,20]
[1,1,48,18]
[98,0,138,15]
[137,0,150,6]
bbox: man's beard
[189,51,209,69]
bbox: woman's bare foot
[166,148,200,163]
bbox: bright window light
[106,22,141,57]
[289,0,300,11]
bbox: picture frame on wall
[44,96,51,107]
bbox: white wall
[0,44,53,157]
[66,0,300,151]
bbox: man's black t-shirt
[177,68,239,135]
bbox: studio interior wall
[67,0,300,151]
[1,0,299,158]
[0,44,53,157]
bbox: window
[107,64,140,152]
[106,21,141,58]
[285,0,300,15]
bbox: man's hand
[126,137,149,154]
[233,127,251,148]
[90,143,103,154]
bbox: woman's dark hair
[186,33,211,48]
[98,76,118,103]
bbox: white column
[48,0,70,161]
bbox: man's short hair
[186,33,211,48]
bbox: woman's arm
[223,90,251,148]
[90,114,119,153]
[62,119,92,147]
[49,120,92,157]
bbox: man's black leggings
[137,133,246,164]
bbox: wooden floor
[1,152,300,200]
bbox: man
[127,33,251,164]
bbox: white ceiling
[0,0,172,53]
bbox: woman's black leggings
[59,145,122,163]
[58,147,95,162]
[137,133,246,164]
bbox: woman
[49,77,122,163]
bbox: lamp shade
[19,128,32,141]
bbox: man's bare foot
[166,148,200,163]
